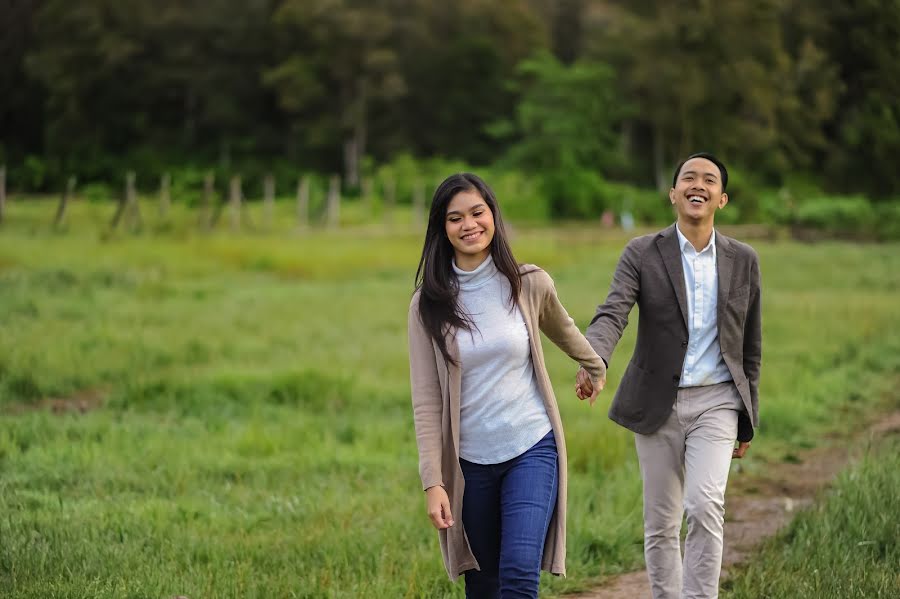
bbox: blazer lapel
[716,232,735,326]
[657,225,689,330]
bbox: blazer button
[681,340,688,348]
[672,375,680,383]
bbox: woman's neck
[454,249,490,272]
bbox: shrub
[80,182,115,203]
[874,202,900,240]
[792,195,876,234]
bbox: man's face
[669,157,728,223]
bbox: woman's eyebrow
[446,203,486,216]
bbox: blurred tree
[266,0,407,188]
[492,51,627,172]
[4,0,897,199]
[526,0,586,64]
[25,0,143,177]
[25,0,281,180]
[490,51,631,216]
[820,0,900,198]
[0,0,44,164]
[585,0,841,188]
[379,0,547,165]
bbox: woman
[408,173,606,597]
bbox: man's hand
[425,485,454,529]
[733,441,751,459]
[575,367,605,406]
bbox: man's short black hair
[672,152,728,192]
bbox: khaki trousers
[635,381,743,599]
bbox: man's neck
[676,219,715,252]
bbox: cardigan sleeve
[532,270,606,384]
[407,293,445,490]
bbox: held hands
[575,367,606,406]
[425,485,454,530]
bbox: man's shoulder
[718,231,760,261]
[616,228,672,265]
[623,230,665,253]
[628,231,660,247]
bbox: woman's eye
[473,211,483,217]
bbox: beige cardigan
[408,264,606,581]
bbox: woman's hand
[575,367,605,406]
[425,485,454,530]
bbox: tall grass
[723,440,900,598]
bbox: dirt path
[567,410,900,599]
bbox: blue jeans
[459,430,559,599]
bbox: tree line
[1,0,898,200]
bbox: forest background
[2,0,899,236]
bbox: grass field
[0,199,898,597]
[723,439,900,599]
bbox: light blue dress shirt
[675,225,733,387]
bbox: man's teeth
[689,196,705,203]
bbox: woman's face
[445,190,495,268]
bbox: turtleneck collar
[453,254,498,290]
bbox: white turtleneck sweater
[453,256,552,464]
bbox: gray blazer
[586,224,761,441]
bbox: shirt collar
[675,223,716,257]
[452,254,498,290]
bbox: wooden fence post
[126,171,142,230]
[159,173,171,220]
[54,176,77,228]
[383,175,396,225]
[110,181,127,230]
[361,177,373,218]
[229,175,242,232]
[201,172,214,229]
[0,165,6,225]
[327,174,340,228]
[297,177,309,229]
[263,173,275,231]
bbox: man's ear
[718,192,729,209]
[669,188,676,205]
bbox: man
[577,152,761,599]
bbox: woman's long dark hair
[414,173,522,365]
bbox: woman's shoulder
[518,263,554,292]
[409,288,423,314]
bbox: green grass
[723,439,900,598]
[0,199,898,597]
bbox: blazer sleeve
[585,238,642,364]
[739,251,762,441]
[407,294,444,491]
[535,271,607,383]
